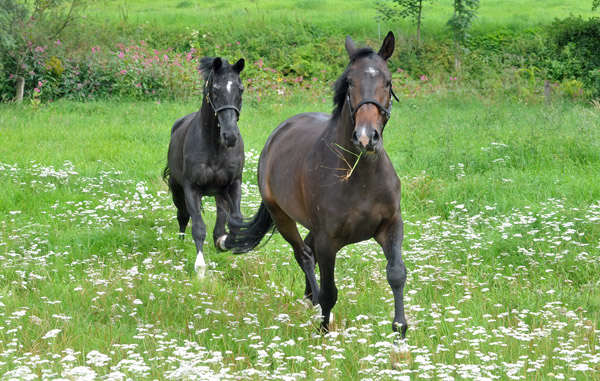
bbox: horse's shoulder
[171,112,198,135]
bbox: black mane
[331,47,377,121]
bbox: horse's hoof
[195,250,206,278]
[302,297,315,308]
[216,235,228,251]
[390,339,412,368]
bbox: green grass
[0,91,599,378]
[87,0,598,39]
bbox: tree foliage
[0,0,90,101]
[374,0,436,44]
[447,0,479,71]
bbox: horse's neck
[198,100,220,143]
[326,107,356,150]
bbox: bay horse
[164,56,245,277]
[225,32,408,340]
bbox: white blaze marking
[226,81,233,93]
[365,67,379,76]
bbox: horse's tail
[162,164,171,189]
[226,202,276,254]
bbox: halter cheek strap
[205,70,242,121]
[347,88,400,126]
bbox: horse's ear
[378,31,395,61]
[234,58,245,73]
[345,35,356,56]
[212,57,223,72]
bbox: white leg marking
[217,235,228,251]
[195,250,206,278]
[394,339,410,354]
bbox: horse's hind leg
[213,195,229,251]
[266,203,319,306]
[303,232,318,303]
[171,181,190,238]
[214,179,243,251]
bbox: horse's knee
[386,261,407,287]
[318,285,338,311]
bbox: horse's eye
[347,79,354,88]
[385,81,392,88]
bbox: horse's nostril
[372,130,380,144]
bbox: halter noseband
[205,70,242,121]
[346,87,400,126]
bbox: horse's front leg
[183,181,208,277]
[375,214,408,341]
[314,236,340,333]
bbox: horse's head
[201,57,245,147]
[340,32,396,155]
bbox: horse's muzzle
[352,126,381,154]
[220,131,238,147]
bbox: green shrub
[546,16,600,98]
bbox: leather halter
[205,70,242,122]
[346,88,400,126]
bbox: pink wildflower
[119,69,127,75]
[420,75,428,82]
[118,52,125,59]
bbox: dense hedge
[546,16,600,98]
[1,12,599,102]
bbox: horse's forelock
[331,47,378,121]
[198,57,233,81]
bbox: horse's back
[258,112,331,226]
[167,112,198,185]
[171,112,197,136]
[263,112,329,155]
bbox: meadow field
[87,0,597,36]
[1,91,599,379]
[1,0,600,379]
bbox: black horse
[225,32,408,340]
[164,56,245,277]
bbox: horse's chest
[185,158,240,189]
[315,191,396,243]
